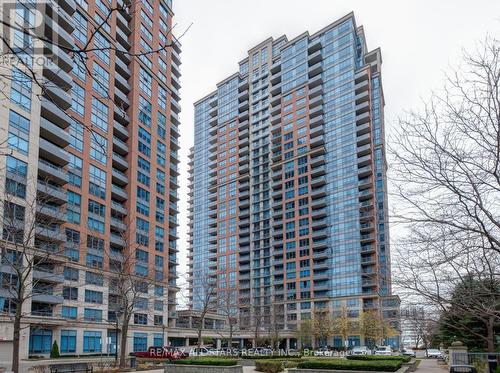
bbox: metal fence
[451,353,500,373]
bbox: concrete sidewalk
[416,359,448,372]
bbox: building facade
[0,0,180,362]
[188,13,400,348]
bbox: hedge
[255,360,284,373]
[240,355,300,359]
[171,357,237,366]
[347,355,411,363]
[297,358,402,372]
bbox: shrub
[347,355,411,363]
[255,360,283,373]
[172,357,237,366]
[297,358,402,372]
[240,354,300,359]
[50,341,60,359]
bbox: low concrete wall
[289,366,409,373]
[164,364,243,373]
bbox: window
[157,112,166,139]
[87,235,104,252]
[6,156,27,177]
[86,253,103,269]
[88,200,105,217]
[84,308,103,322]
[69,119,84,151]
[153,333,163,347]
[83,331,102,353]
[91,97,108,131]
[29,329,52,354]
[73,11,87,43]
[8,110,30,155]
[154,315,163,326]
[89,165,106,199]
[85,289,103,304]
[139,96,152,127]
[139,68,152,97]
[10,68,31,111]
[133,333,148,352]
[73,59,86,81]
[67,191,81,224]
[61,306,77,319]
[92,62,109,96]
[134,313,148,325]
[6,178,26,198]
[85,271,103,286]
[71,84,85,116]
[60,330,77,353]
[62,287,78,301]
[64,267,79,281]
[93,32,110,65]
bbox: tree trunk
[228,325,233,350]
[197,316,204,350]
[486,316,495,352]
[119,321,129,368]
[12,309,22,373]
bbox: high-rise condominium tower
[0,0,180,360]
[188,13,400,348]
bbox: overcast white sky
[171,0,500,286]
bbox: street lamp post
[162,324,166,347]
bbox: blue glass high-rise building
[188,13,400,348]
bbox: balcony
[114,87,130,108]
[35,223,65,242]
[40,97,71,129]
[111,184,128,201]
[44,84,71,110]
[33,269,65,283]
[36,204,65,222]
[38,159,67,185]
[113,137,129,155]
[37,181,66,203]
[115,57,131,78]
[40,117,70,147]
[111,200,127,215]
[112,168,128,185]
[113,120,129,140]
[110,216,127,231]
[39,138,68,166]
[112,152,128,171]
[110,233,126,248]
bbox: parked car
[374,346,392,356]
[351,346,371,355]
[426,349,443,358]
[401,348,416,358]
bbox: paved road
[416,358,448,372]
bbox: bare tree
[101,224,165,368]
[190,271,218,350]
[391,37,500,352]
[0,182,66,373]
[217,289,239,349]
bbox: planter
[164,364,243,373]
[402,360,417,372]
